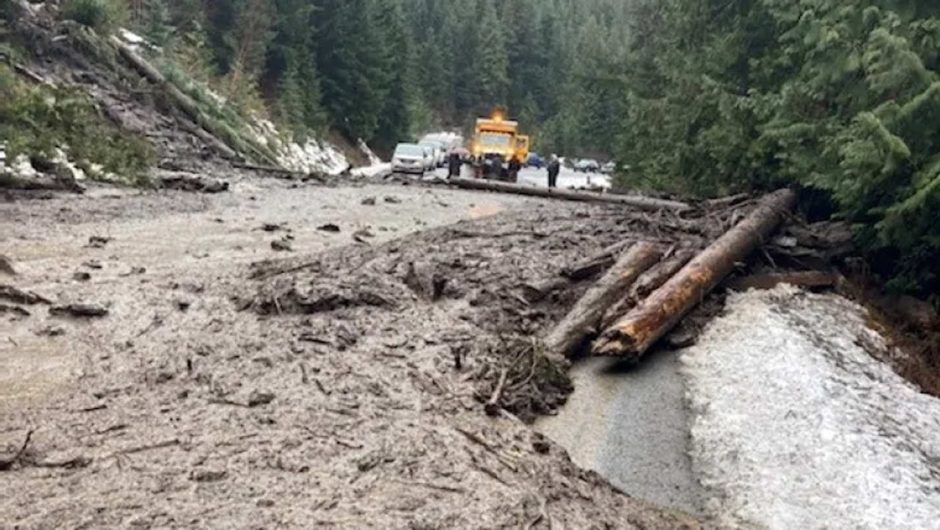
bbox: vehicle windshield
[479,132,512,147]
[395,144,424,157]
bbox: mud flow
[1,181,717,528]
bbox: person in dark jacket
[547,154,561,188]
[507,156,522,183]
[447,150,461,178]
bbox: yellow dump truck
[471,111,528,181]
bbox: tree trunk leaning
[592,189,797,360]
[544,241,662,360]
[449,178,691,212]
[110,37,282,166]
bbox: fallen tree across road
[593,188,797,360]
[449,177,691,211]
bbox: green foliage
[616,0,940,297]
[123,0,632,155]
[61,0,127,34]
[0,64,153,184]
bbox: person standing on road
[547,154,561,188]
[508,155,522,183]
[447,149,461,178]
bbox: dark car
[574,159,600,173]
[526,152,544,169]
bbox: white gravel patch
[681,285,940,529]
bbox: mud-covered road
[0,177,708,528]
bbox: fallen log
[593,189,797,359]
[0,284,52,305]
[724,271,841,292]
[232,162,329,183]
[449,178,690,212]
[50,303,109,318]
[544,242,662,359]
[601,248,696,330]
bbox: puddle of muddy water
[536,352,704,515]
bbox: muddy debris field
[0,186,752,528]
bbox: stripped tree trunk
[449,178,691,212]
[544,242,662,360]
[600,248,696,330]
[593,189,797,360]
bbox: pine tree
[470,0,509,114]
[372,0,414,151]
[315,0,385,141]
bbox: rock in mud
[73,271,92,282]
[86,236,112,248]
[271,239,293,252]
[50,303,109,318]
[317,223,341,233]
[384,196,402,204]
[247,391,275,408]
[361,197,376,206]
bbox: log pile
[543,189,800,361]
[543,242,662,361]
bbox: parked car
[419,141,445,168]
[421,145,437,171]
[574,159,600,173]
[392,143,430,175]
[600,161,616,174]
[526,152,544,169]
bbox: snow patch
[119,28,145,45]
[9,154,38,179]
[681,285,940,529]
[280,139,349,175]
[351,163,390,178]
[248,118,351,175]
[51,148,86,181]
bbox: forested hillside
[617,0,940,300]
[119,0,632,156]
[4,0,937,298]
